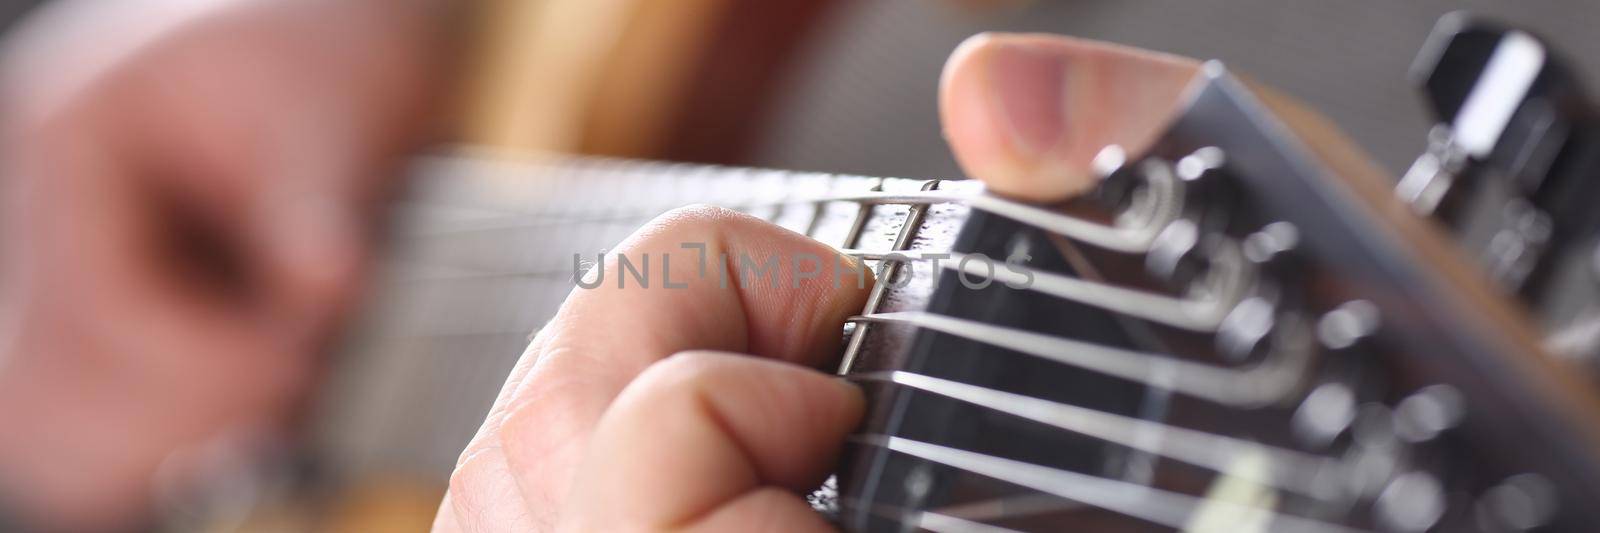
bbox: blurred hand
[0,0,444,529]
[435,33,1199,532]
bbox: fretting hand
[436,33,1198,532]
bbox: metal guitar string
[391,244,1238,336]
[839,249,1240,332]
[404,189,1154,253]
[848,371,1342,499]
[848,311,1311,408]
[847,435,1364,533]
[401,157,1222,336]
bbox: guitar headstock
[837,16,1600,532]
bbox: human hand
[436,32,1199,532]
[0,0,445,529]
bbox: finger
[939,32,1201,202]
[558,352,860,532]
[434,341,547,532]
[0,108,310,527]
[92,1,440,340]
[447,206,872,528]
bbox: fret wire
[800,196,831,240]
[839,179,941,375]
[414,154,1154,252]
[849,311,1311,407]
[395,188,901,239]
[851,370,1342,499]
[837,179,884,251]
[851,434,1364,533]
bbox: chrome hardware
[1398,126,1472,217]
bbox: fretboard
[313,153,978,481]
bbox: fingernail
[986,41,1069,155]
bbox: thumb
[939,32,1201,202]
[558,352,864,532]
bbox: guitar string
[394,205,1233,337]
[848,311,1312,408]
[848,434,1366,533]
[400,189,1156,253]
[924,493,1086,525]
[849,370,1343,500]
[386,242,1237,339]
[400,159,1241,346]
[840,249,1238,333]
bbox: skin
[0,0,446,529]
[0,1,1200,530]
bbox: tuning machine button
[1410,15,1590,198]
[1407,14,1600,289]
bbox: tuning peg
[1407,13,1600,229]
[1411,13,1586,176]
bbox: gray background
[755,0,1600,182]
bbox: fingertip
[939,32,1202,203]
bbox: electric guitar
[334,14,1600,532]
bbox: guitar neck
[317,152,974,480]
